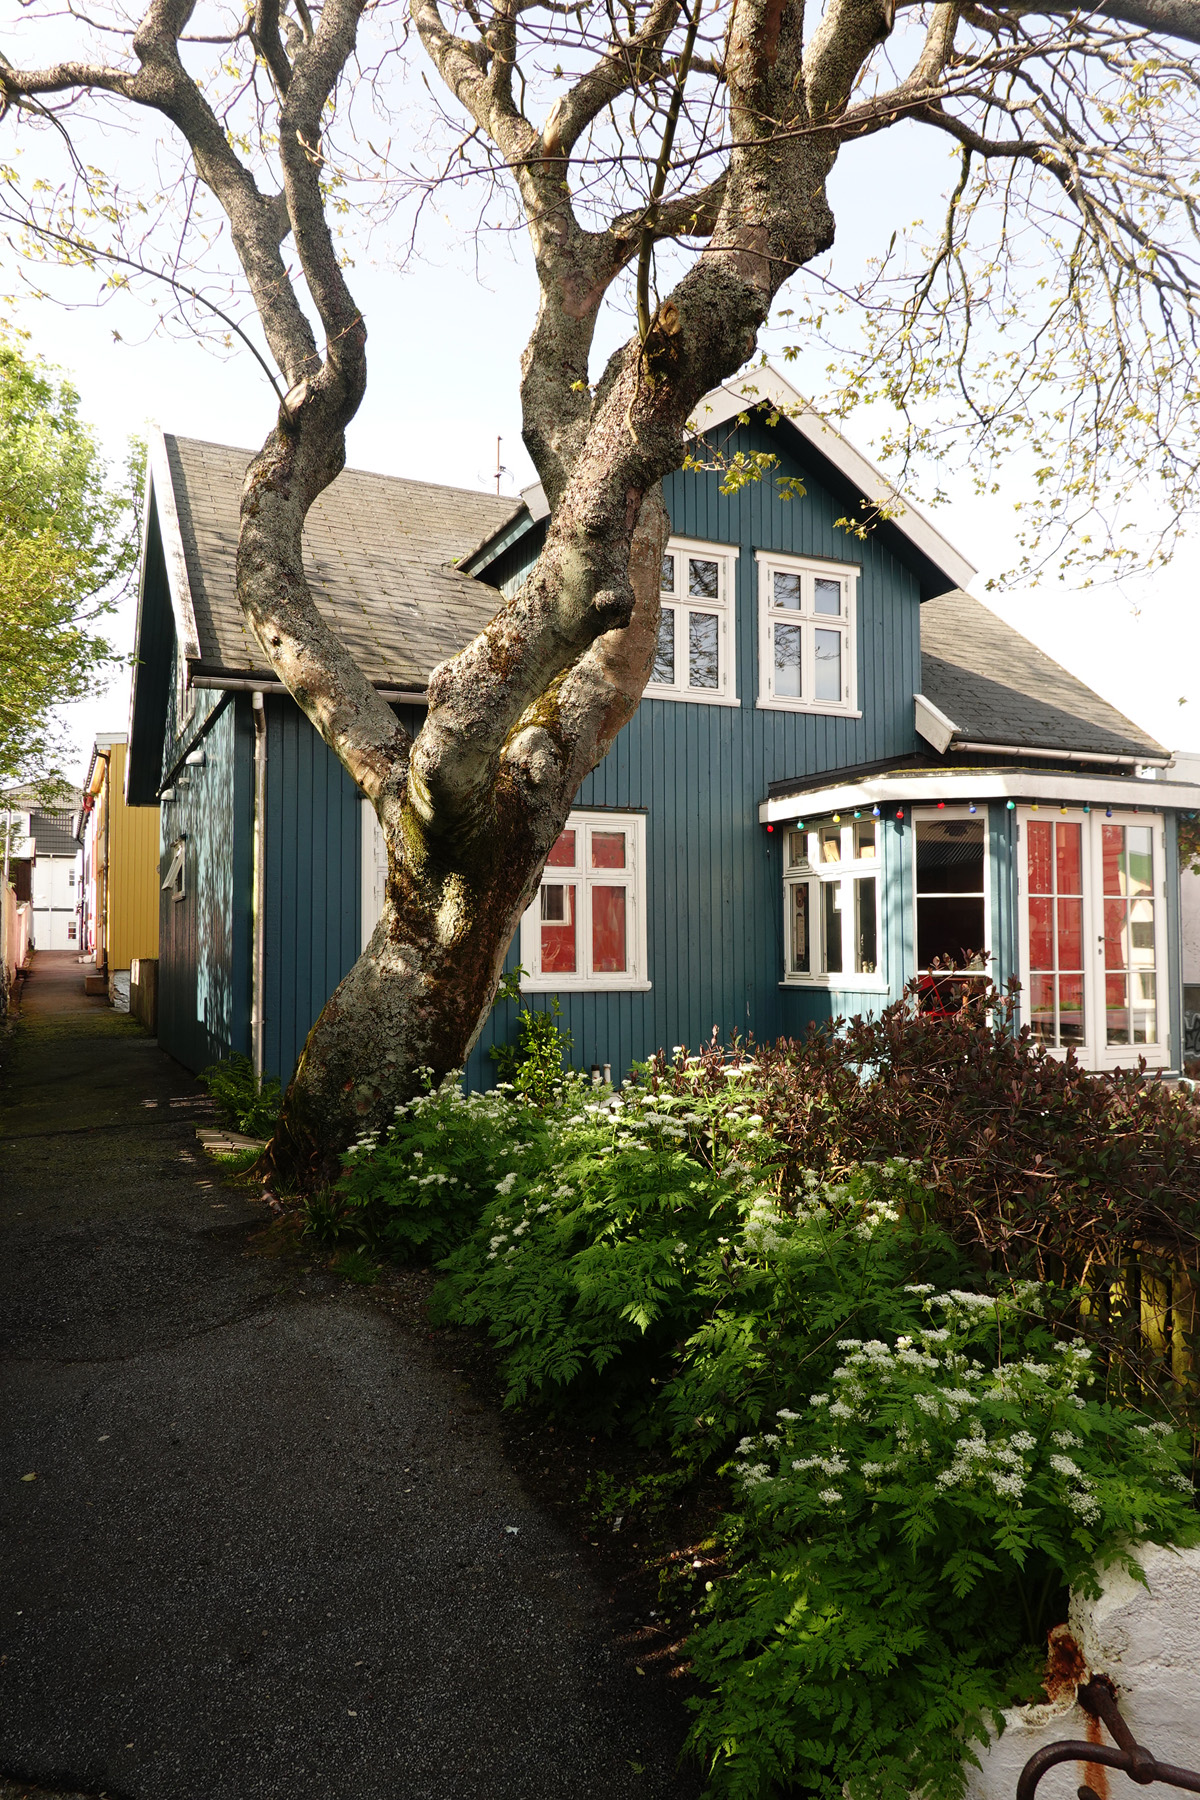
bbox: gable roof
[688,367,977,598]
[156,433,522,689]
[28,809,81,857]
[919,590,1166,763]
[465,368,977,602]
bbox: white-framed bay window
[782,816,884,988]
[756,551,859,715]
[520,811,650,992]
[648,537,739,705]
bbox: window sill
[645,689,740,708]
[520,979,653,994]
[757,699,862,718]
[780,977,890,993]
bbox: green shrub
[337,1072,561,1263]
[490,996,574,1106]
[199,1052,282,1139]
[686,1283,1198,1800]
[648,986,1200,1408]
[336,1046,1199,1800]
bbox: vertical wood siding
[262,697,362,1084]
[104,741,161,969]
[156,695,253,1071]
[466,418,925,1085]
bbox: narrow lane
[0,953,696,1800]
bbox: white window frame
[1015,805,1168,1072]
[756,551,860,716]
[647,536,740,707]
[782,816,886,990]
[913,805,991,982]
[520,810,650,992]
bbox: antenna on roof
[495,436,508,496]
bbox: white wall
[30,853,81,950]
[967,1545,1200,1800]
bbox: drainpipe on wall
[251,691,267,1084]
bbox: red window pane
[1057,897,1084,971]
[540,883,577,972]
[1027,820,1053,895]
[1029,973,1055,1042]
[1102,825,1124,896]
[591,830,626,870]
[1028,896,1054,970]
[1106,972,1130,1044]
[591,885,627,973]
[546,830,576,869]
[1103,898,1128,971]
[1058,973,1086,1046]
[1055,822,1082,895]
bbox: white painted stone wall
[966,1545,1200,1800]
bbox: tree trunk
[269,485,669,1185]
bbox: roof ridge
[163,431,523,511]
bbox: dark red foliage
[645,980,1200,1385]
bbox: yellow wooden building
[82,735,159,1005]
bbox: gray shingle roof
[920,589,1165,761]
[163,436,522,688]
[30,809,81,855]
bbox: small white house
[1,793,83,951]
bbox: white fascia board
[521,479,550,522]
[914,692,960,756]
[147,427,201,662]
[690,367,977,595]
[759,768,1200,824]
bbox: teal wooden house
[125,370,1200,1088]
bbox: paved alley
[0,953,697,1800]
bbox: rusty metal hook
[1017,1677,1200,1800]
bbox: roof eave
[693,368,977,598]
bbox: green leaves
[687,1290,1198,1800]
[0,335,143,789]
[337,1061,1198,1800]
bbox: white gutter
[759,766,1200,824]
[953,740,1171,769]
[191,675,428,705]
[251,691,267,1083]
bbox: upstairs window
[520,811,650,991]
[648,538,738,705]
[756,553,858,715]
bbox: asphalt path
[0,953,699,1800]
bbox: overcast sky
[13,91,1200,788]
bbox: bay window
[783,818,882,986]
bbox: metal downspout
[251,692,267,1083]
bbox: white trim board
[690,367,977,596]
[147,427,202,662]
[759,768,1200,825]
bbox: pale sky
[13,91,1199,786]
